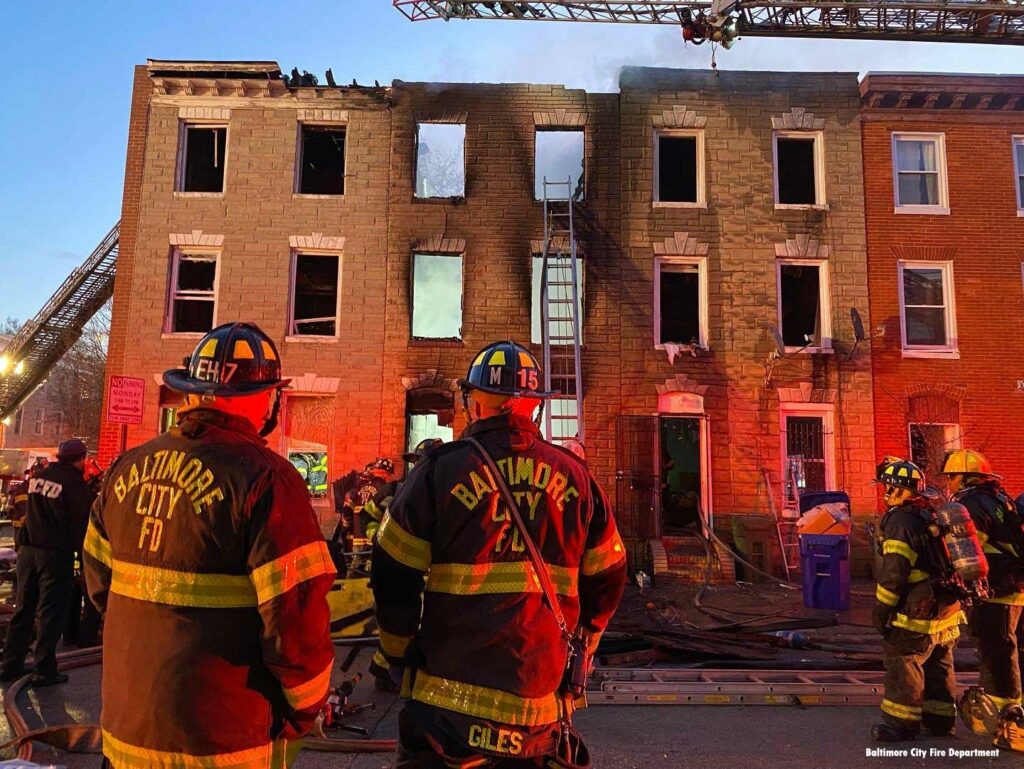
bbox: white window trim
[772,130,827,210]
[415,122,467,200]
[776,258,833,354]
[892,132,950,215]
[411,251,465,340]
[779,403,837,510]
[174,122,229,197]
[897,260,959,359]
[654,412,713,534]
[163,248,220,337]
[286,248,343,342]
[1013,135,1024,217]
[654,255,709,350]
[293,122,348,199]
[653,129,706,209]
[907,421,962,462]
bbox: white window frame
[897,260,958,359]
[907,421,962,469]
[33,408,44,436]
[653,129,706,208]
[1013,135,1024,216]
[779,403,837,510]
[294,122,348,198]
[654,255,709,350]
[411,251,465,340]
[175,122,229,197]
[772,130,827,209]
[892,132,949,215]
[776,258,833,354]
[164,249,220,337]
[286,249,343,342]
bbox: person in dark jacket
[82,322,335,769]
[1,439,94,685]
[3,468,32,542]
[942,449,1024,741]
[872,457,963,742]
[373,341,627,768]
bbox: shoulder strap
[465,436,571,640]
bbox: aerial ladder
[394,1,1024,45]
[540,178,585,445]
[0,223,120,421]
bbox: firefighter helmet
[959,687,1002,736]
[941,449,1002,480]
[365,457,395,475]
[875,456,925,493]
[57,439,87,461]
[460,341,556,399]
[402,438,443,464]
[995,703,1024,753]
[163,322,289,397]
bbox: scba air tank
[934,502,989,584]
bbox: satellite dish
[851,308,867,343]
[770,327,786,356]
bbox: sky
[1,0,1023,322]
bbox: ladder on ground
[588,667,980,706]
[762,468,798,581]
[540,178,584,445]
[0,222,120,420]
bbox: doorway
[659,416,704,534]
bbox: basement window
[412,253,463,340]
[909,422,961,478]
[655,258,707,348]
[778,261,831,351]
[298,125,345,195]
[898,261,957,356]
[531,256,585,345]
[893,133,948,214]
[415,123,466,198]
[289,253,341,337]
[535,129,584,201]
[166,250,218,334]
[774,132,824,207]
[655,131,703,206]
[178,125,227,193]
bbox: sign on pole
[106,376,146,425]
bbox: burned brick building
[98,61,877,572]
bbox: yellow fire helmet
[875,456,925,493]
[941,449,1002,480]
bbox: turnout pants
[971,602,1024,712]
[880,629,958,734]
[1,547,74,679]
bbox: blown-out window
[166,250,218,334]
[177,124,227,193]
[655,130,704,206]
[415,123,466,198]
[289,252,341,337]
[777,260,831,352]
[535,129,584,201]
[412,253,463,340]
[298,125,345,195]
[774,132,824,207]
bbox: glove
[872,602,893,635]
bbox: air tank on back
[934,502,989,596]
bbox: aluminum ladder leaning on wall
[539,177,584,445]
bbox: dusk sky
[2,0,1022,322]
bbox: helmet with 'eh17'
[875,456,925,493]
[460,341,557,399]
[941,449,1002,480]
[163,322,289,397]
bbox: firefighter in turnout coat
[83,322,336,769]
[372,341,627,768]
[872,457,964,742]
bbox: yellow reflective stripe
[876,585,900,607]
[985,593,1024,606]
[250,540,335,605]
[882,539,918,565]
[923,700,956,717]
[892,610,964,637]
[412,670,560,726]
[371,649,391,671]
[426,562,578,597]
[881,699,923,722]
[363,499,384,522]
[282,659,332,712]
[83,521,112,568]
[582,530,626,576]
[984,541,1021,557]
[989,694,1022,709]
[379,628,414,659]
[377,513,431,572]
[101,729,285,769]
[110,560,256,609]
[908,569,929,584]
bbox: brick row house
[96,61,1022,575]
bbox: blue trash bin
[799,534,850,611]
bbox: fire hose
[1,647,397,764]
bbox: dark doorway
[659,417,703,533]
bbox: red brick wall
[864,84,1024,497]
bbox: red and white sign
[106,376,146,425]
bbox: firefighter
[871,457,964,742]
[943,450,1024,749]
[372,341,627,768]
[366,437,444,692]
[1,439,94,686]
[4,468,32,542]
[82,322,336,769]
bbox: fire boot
[871,722,917,742]
[994,704,1024,752]
[959,687,1001,736]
